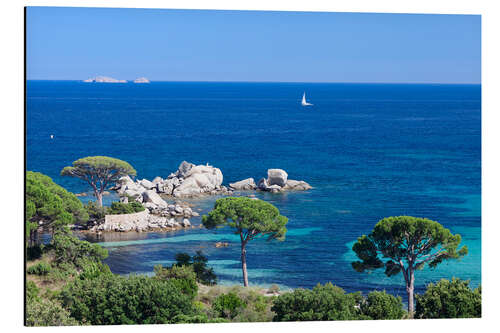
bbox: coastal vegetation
[84,200,145,224]
[25,170,480,325]
[415,278,481,318]
[271,283,407,321]
[351,216,468,316]
[26,171,88,247]
[26,230,481,326]
[61,156,136,207]
[202,197,288,287]
[170,251,217,285]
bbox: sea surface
[27,81,481,297]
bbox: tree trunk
[406,268,415,317]
[241,240,249,287]
[95,191,103,208]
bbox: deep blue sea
[27,81,481,298]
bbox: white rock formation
[83,76,127,83]
[283,179,313,191]
[95,209,191,232]
[267,169,288,187]
[133,77,150,83]
[142,190,168,208]
[229,178,257,190]
[255,169,311,193]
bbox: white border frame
[1,1,497,332]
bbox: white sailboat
[301,92,313,106]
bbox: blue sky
[26,7,481,83]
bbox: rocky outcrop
[172,164,224,197]
[253,169,312,193]
[267,169,288,187]
[229,178,257,190]
[114,161,232,199]
[257,178,269,191]
[142,190,168,208]
[91,209,192,233]
[283,179,313,191]
[83,76,127,83]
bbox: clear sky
[26,7,481,83]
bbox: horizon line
[26,79,481,85]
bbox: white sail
[301,92,312,106]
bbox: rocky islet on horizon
[133,77,150,83]
[83,76,151,83]
[83,76,127,83]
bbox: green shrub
[84,201,107,221]
[415,278,481,319]
[212,292,246,319]
[271,283,363,321]
[360,290,405,320]
[26,297,80,326]
[26,171,89,246]
[51,230,108,269]
[108,201,145,215]
[45,262,78,282]
[173,251,217,285]
[26,281,40,301]
[60,274,197,325]
[79,261,112,280]
[27,262,52,276]
[154,264,198,297]
[173,313,229,323]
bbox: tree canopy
[26,171,88,245]
[271,283,365,321]
[202,197,288,286]
[415,278,481,319]
[60,274,197,325]
[351,216,468,315]
[170,251,217,285]
[360,291,406,320]
[202,197,288,241]
[61,156,136,207]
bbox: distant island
[133,77,150,83]
[83,76,127,83]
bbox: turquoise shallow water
[27,81,481,298]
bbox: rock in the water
[175,205,183,214]
[177,161,195,178]
[229,178,257,190]
[267,169,288,187]
[142,190,168,208]
[283,179,313,191]
[112,161,229,199]
[268,184,283,193]
[172,163,223,197]
[181,218,191,227]
[257,178,269,191]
